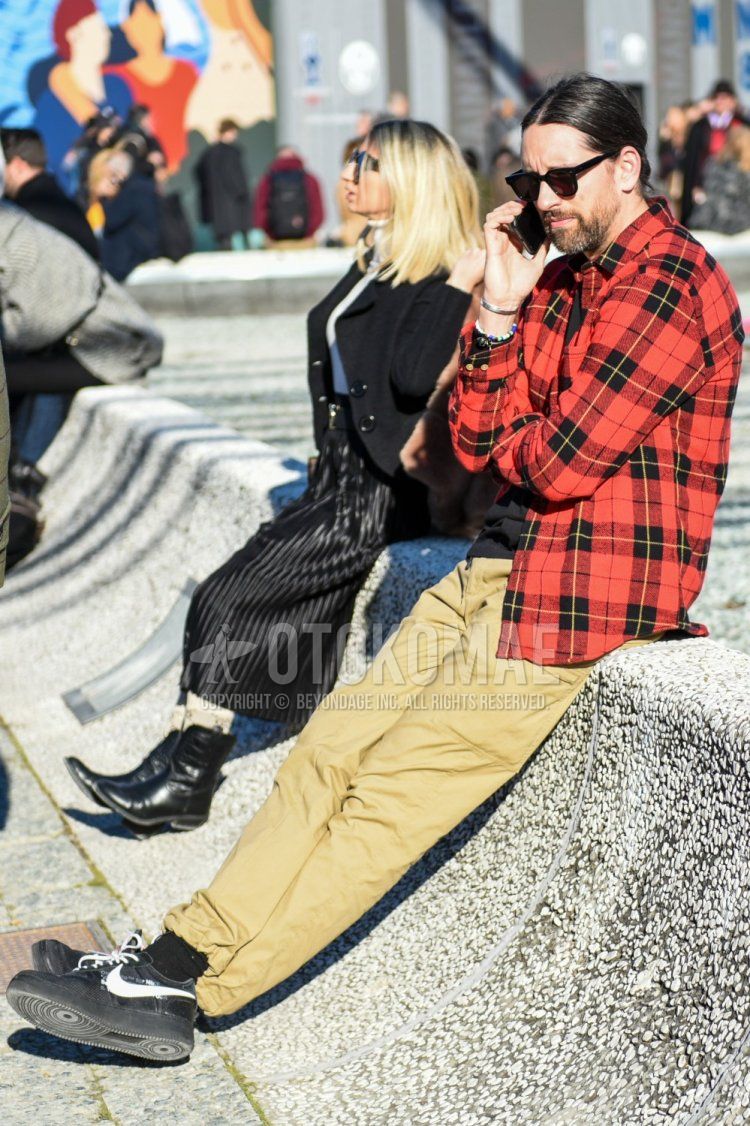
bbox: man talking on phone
[6,74,743,1063]
[450,72,742,667]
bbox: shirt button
[311,359,323,368]
[349,380,368,397]
[480,364,488,371]
[318,394,327,403]
[359,415,376,433]
[465,363,474,371]
[68,335,78,346]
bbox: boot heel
[170,816,208,831]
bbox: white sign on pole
[621,32,648,69]
[338,40,380,97]
[300,31,323,89]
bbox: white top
[326,222,387,396]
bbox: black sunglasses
[505,149,620,202]
[347,149,380,184]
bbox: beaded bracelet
[475,320,518,346]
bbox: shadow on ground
[0,744,8,831]
[7,1027,186,1068]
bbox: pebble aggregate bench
[0,386,748,1125]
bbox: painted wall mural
[0,0,275,180]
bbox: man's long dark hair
[522,73,652,193]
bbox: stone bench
[127,246,354,316]
[1,385,748,1123]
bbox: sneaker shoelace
[74,930,146,972]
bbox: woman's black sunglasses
[505,149,620,202]
[347,149,380,184]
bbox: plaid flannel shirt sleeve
[449,271,710,502]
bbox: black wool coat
[195,141,251,238]
[15,172,100,261]
[307,261,471,478]
[101,175,162,282]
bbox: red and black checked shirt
[449,198,744,665]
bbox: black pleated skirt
[180,428,429,727]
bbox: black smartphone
[510,203,546,257]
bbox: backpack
[268,168,309,240]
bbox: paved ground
[0,725,266,1125]
[148,315,312,458]
[1,313,749,1122]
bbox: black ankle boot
[96,726,235,832]
[9,459,47,504]
[65,732,180,808]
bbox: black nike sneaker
[30,931,145,976]
[7,934,196,1062]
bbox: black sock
[146,931,209,982]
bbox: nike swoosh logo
[105,965,195,1000]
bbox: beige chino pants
[165,557,655,1016]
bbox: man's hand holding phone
[480,201,549,337]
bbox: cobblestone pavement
[0,727,265,1125]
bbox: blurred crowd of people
[3,107,189,281]
[3,74,750,301]
[658,79,750,234]
[1,106,329,282]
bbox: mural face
[0,0,275,179]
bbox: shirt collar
[566,196,675,282]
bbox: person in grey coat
[0,201,162,527]
[690,124,750,234]
[0,202,163,386]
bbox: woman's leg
[67,461,359,804]
[17,393,73,463]
[180,434,410,726]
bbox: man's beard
[543,197,618,255]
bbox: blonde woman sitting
[67,118,485,834]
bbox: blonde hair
[719,124,750,173]
[356,119,482,285]
[87,145,133,196]
[87,149,110,194]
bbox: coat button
[318,394,327,403]
[359,415,376,433]
[311,359,323,368]
[349,380,367,397]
